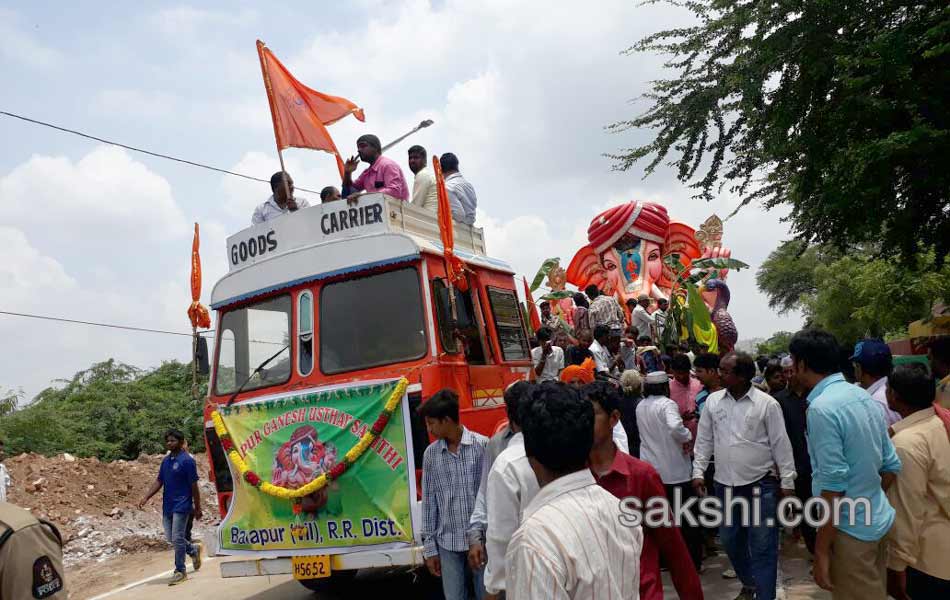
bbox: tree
[0,359,207,460]
[757,240,950,345]
[757,331,793,356]
[610,1,950,263]
[0,388,22,417]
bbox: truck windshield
[215,295,292,395]
[320,267,427,374]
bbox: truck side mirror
[195,336,210,375]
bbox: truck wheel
[297,569,357,592]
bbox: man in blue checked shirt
[789,329,901,600]
[419,389,489,600]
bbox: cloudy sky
[1,0,802,401]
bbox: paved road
[85,537,829,600]
[84,555,438,600]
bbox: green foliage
[755,241,837,315]
[757,240,950,346]
[0,359,207,460]
[0,388,21,417]
[530,258,560,291]
[610,1,950,263]
[757,331,793,356]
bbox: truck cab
[203,194,532,581]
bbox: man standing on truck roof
[408,145,438,211]
[319,185,342,203]
[252,171,312,225]
[342,134,409,202]
[139,429,203,586]
[440,152,477,225]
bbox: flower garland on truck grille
[210,377,409,505]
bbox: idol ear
[566,245,606,291]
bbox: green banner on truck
[216,379,415,553]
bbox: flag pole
[257,41,293,204]
[192,325,199,402]
[380,119,434,154]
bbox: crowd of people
[417,285,950,600]
[251,134,478,226]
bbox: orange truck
[202,193,532,588]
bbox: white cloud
[0,146,189,251]
[0,227,76,296]
[0,9,63,69]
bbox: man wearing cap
[342,134,409,202]
[852,339,901,427]
[636,371,703,570]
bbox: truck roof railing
[225,194,486,274]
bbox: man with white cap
[636,371,704,571]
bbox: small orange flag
[433,156,468,292]
[187,223,211,330]
[257,40,365,178]
[523,277,542,332]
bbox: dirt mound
[5,452,219,566]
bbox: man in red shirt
[584,382,704,600]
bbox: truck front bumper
[218,545,425,578]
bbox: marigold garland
[211,377,408,500]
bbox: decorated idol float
[554,200,745,354]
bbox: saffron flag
[257,40,364,178]
[188,223,211,330]
[523,277,542,332]
[433,156,468,292]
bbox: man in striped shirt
[420,389,489,600]
[506,382,643,599]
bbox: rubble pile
[5,452,219,565]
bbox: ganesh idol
[568,201,709,303]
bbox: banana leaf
[530,257,560,291]
[540,290,574,300]
[689,257,750,271]
[686,282,713,330]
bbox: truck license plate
[291,555,331,580]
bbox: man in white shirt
[636,371,693,484]
[850,339,901,427]
[251,171,312,225]
[408,145,438,211]
[481,400,539,598]
[439,153,477,225]
[531,327,564,383]
[692,351,797,600]
[636,371,704,570]
[588,325,623,378]
[631,294,655,341]
[506,382,642,600]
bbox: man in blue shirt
[139,429,203,586]
[788,330,901,600]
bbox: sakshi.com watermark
[618,487,873,529]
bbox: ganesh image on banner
[565,201,737,352]
[271,425,338,512]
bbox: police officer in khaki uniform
[0,502,66,599]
